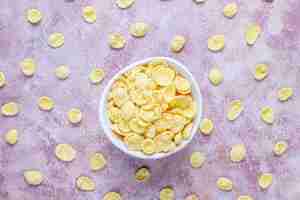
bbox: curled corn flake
[55,65,70,80]
[55,143,76,162]
[190,151,206,168]
[48,32,64,48]
[258,173,273,189]
[277,87,293,102]
[76,176,96,191]
[116,0,135,9]
[82,6,97,23]
[238,195,254,200]
[20,58,36,77]
[199,118,213,136]
[162,84,176,102]
[109,33,126,49]
[169,96,192,109]
[38,96,54,111]
[170,35,186,53]
[89,152,107,171]
[160,186,175,200]
[185,194,199,200]
[151,66,175,86]
[103,192,122,200]
[230,143,246,162]
[254,63,268,80]
[174,76,191,93]
[227,100,244,121]
[216,177,233,191]
[124,133,143,151]
[141,138,156,155]
[4,129,18,145]
[130,22,149,38]
[26,8,42,24]
[223,3,238,18]
[273,140,288,156]
[129,118,145,133]
[135,166,151,182]
[260,106,274,124]
[208,34,225,52]
[0,71,5,88]
[24,170,44,186]
[1,102,19,117]
[208,68,223,86]
[89,68,105,84]
[68,108,82,124]
[245,24,261,45]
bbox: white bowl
[99,57,202,159]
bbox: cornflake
[38,96,54,111]
[0,71,6,88]
[130,22,149,38]
[208,34,225,52]
[89,68,105,84]
[170,35,186,53]
[230,143,246,162]
[277,87,293,102]
[76,176,96,191]
[48,32,64,48]
[20,58,36,77]
[103,192,122,200]
[116,0,135,9]
[190,151,206,168]
[109,33,126,49]
[1,102,19,117]
[160,186,175,200]
[216,177,233,191]
[4,129,18,145]
[245,24,261,45]
[199,118,213,135]
[24,170,44,186]
[68,108,82,124]
[89,152,107,171]
[260,106,274,124]
[55,143,76,162]
[208,68,223,86]
[27,8,42,24]
[258,173,273,189]
[227,100,244,121]
[135,167,151,182]
[82,6,97,23]
[273,140,288,156]
[238,195,254,200]
[55,65,70,80]
[223,3,238,18]
[254,63,268,80]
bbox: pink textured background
[0,0,300,199]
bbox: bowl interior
[99,57,202,159]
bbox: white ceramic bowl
[99,57,202,159]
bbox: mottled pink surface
[0,0,300,199]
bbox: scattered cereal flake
[273,140,288,156]
[190,151,206,168]
[208,34,225,52]
[216,177,233,191]
[277,87,293,102]
[151,66,175,86]
[55,65,70,80]
[223,3,238,18]
[89,152,107,171]
[24,170,44,186]
[48,32,64,48]
[160,186,175,200]
[135,167,151,182]
[108,33,126,49]
[193,0,206,3]
[254,63,268,81]
[230,143,246,162]
[130,22,149,38]
[89,68,105,84]
[82,6,97,23]
[116,0,135,9]
[124,133,143,151]
[141,138,156,155]
[245,24,261,45]
[0,71,6,88]
[208,68,223,86]
[103,192,122,200]
[55,143,76,162]
[258,173,273,190]
[185,194,199,200]
[237,195,254,200]
[227,100,244,121]
[1,102,19,117]
[199,118,213,136]
[38,96,54,111]
[76,176,96,191]
[26,8,42,24]
[4,129,18,145]
[67,108,82,124]
[260,106,274,124]
[174,76,191,93]
[20,58,36,77]
[170,35,186,53]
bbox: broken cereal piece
[55,143,76,162]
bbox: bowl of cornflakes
[99,57,202,159]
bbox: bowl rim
[99,56,202,159]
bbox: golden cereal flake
[38,96,54,111]
[170,35,186,53]
[82,6,97,23]
[120,101,137,120]
[169,96,192,109]
[190,151,206,168]
[260,106,274,124]
[223,3,238,18]
[124,133,143,151]
[116,0,135,9]
[174,133,183,145]
[230,143,246,162]
[145,125,156,138]
[151,66,175,86]
[237,195,254,200]
[199,118,213,136]
[208,68,223,86]
[103,192,122,200]
[135,167,151,182]
[174,76,191,93]
[216,177,233,191]
[129,118,146,133]
[141,138,156,155]
[55,65,70,80]
[89,68,105,84]
[48,32,65,48]
[273,140,288,156]
[277,87,293,102]
[26,8,42,24]
[258,173,273,190]
[20,58,36,77]
[245,24,261,45]
[89,152,107,171]
[24,170,44,186]
[67,108,82,124]
[160,186,175,200]
[4,129,18,145]
[0,71,5,88]
[108,106,123,124]
[130,22,149,37]
[1,102,19,117]
[182,123,193,139]
[227,100,244,121]
[109,33,126,49]
[185,194,199,200]
[162,84,176,102]
[208,34,225,52]
[254,63,268,81]
[55,143,76,162]
[76,176,96,191]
